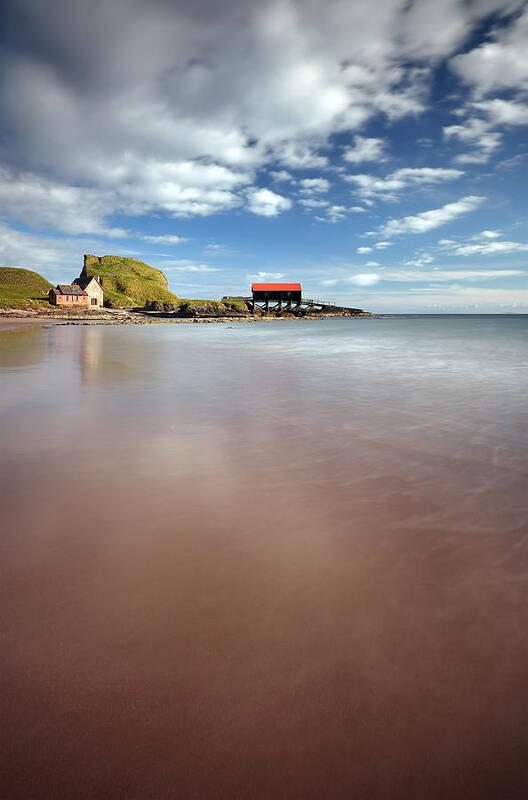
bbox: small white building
[73,275,104,307]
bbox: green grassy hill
[82,254,246,312]
[82,254,181,308]
[0,267,53,309]
[0,256,248,314]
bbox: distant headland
[0,254,371,324]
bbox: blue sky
[1,0,527,311]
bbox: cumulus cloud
[450,7,528,96]
[269,170,295,183]
[345,166,463,201]
[471,98,528,126]
[0,0,522,236]
[0,168,123,236]
[443,117,502,163]
[357,246,372,254]
[377,195,485,236]
[343,136,388,164]
[403,254,435,267]
[246,188,292,217]
[315,204,364,223]
[299,178,330,195]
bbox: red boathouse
[252,283,301,304]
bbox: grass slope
[82,254,180,308]
[0,257,248,314]
[83,254,246,311]
[0,267,53,309]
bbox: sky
[1,0,527,312]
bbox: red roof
[252,283,301,292]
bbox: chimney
[97,275,103,286]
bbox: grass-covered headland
[0,255,247,316]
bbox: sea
[1,314,527,799]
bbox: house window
[91,297,97,305]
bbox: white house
[73,275,104,307]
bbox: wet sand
[1,319,527,799]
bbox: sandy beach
[2,316,527,800]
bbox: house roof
[55,284,87,295]
[252,283,301,292]
[73,276,103,290]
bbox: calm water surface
[1,316,527,799]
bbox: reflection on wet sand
[0,326,48,368]
[1,321,527,799]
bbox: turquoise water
[1,315,527,799]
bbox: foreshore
[0,308,374,330]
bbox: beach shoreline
[0,308,374,330]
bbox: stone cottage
[73,275,104,307]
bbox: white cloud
[299,198,329,208]
[0,0,524,239]
[450,7,528,96]
[349,273,380,286]
[374,241,392,249]
[161,261,219,272]
[299,178,330,194]
[473,230,501,239]
[357,246,372,254]
[0,168,123,236]
[246,187,292,217]
[443,117,502,163]
[447,240,528,256]
[315,204,360,223]
[274,142,329,169]
[365,260,380,266]
[343,136,388,164]
[471,98,528,126]
[378,195,485,237]
[0,161,253,234]
[139,234,188,244]
[249,271,285,280]
[269,170,295,183]
[403,254,434,267]
[345,166,463,201]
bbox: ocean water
[1,315,527,799]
